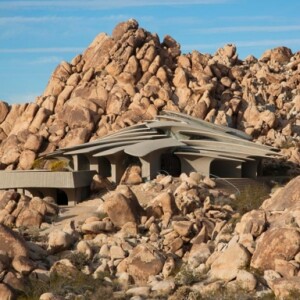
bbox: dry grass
[232,184,270,215]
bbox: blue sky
[1,0,300,104]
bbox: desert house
[0,111,279,205]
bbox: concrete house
[0,111,279,205]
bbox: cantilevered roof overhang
[41,110,280,164]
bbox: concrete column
[140,150,168,180]
[72,155,79,171]
[106,152,128,184]
[140,157,151,180]
[177,155,213,177]
[88,156,99,172]
[64,188,77,206]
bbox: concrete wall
[0,170,95,189]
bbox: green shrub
[65,251,89,271]
[175,265,207,286]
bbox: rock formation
[0,19,300,299]
[0,19,298,174]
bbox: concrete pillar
[88,156,99,172]
[64,188,77,206]
[106,152,128,184]
[140,149,166,180]
[177,155,213,177]
[72,155,79,171]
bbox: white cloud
[0,15,130,25]
[0,0,231,10]
[191,25,300,34]
[0,47,84,54]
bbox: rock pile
[0,190,59,228]
[0,19,299,171]
[0,174,296,299]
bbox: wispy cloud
[0,16,80,24]
[0,47,84,54]
[182,38,300,52]
[0,0,231,10]
[218,15,277,22]
[191,25,300,34]
[237,39,300,47]
[27,56,63,65]
[0,15,130,25]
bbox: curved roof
[43,110,280,161]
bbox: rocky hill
[1,19,300,300]
[0,19,299,173]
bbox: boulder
[261,176,300,211]
[120,165,142,185]
[58,127,90,148]
[29,197,47,216]
[40,293,65,300]
[188,243,212,268]
[235,209,267,237]
[127,244,165,284]
[0,191,19,210]
[0,224,28,258]
[62,102,93,130]
[81,220,114,233]
[104,192,143,228]
[11,255,36,275]
[172,220,193,237]
[50,259,79,278]
[23,134,42,152]
[76,240,93,260]
[251,228,300,271]
[47,230,74,253]
[0,101,9,124]
[18,150,36,170]
[15,208,43,228]
[236,270,257,291]
[112,19,139,41]
[150,192,178,217]
[0,283,15,300]
[210,242,250,281]
[271,277,300,299]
